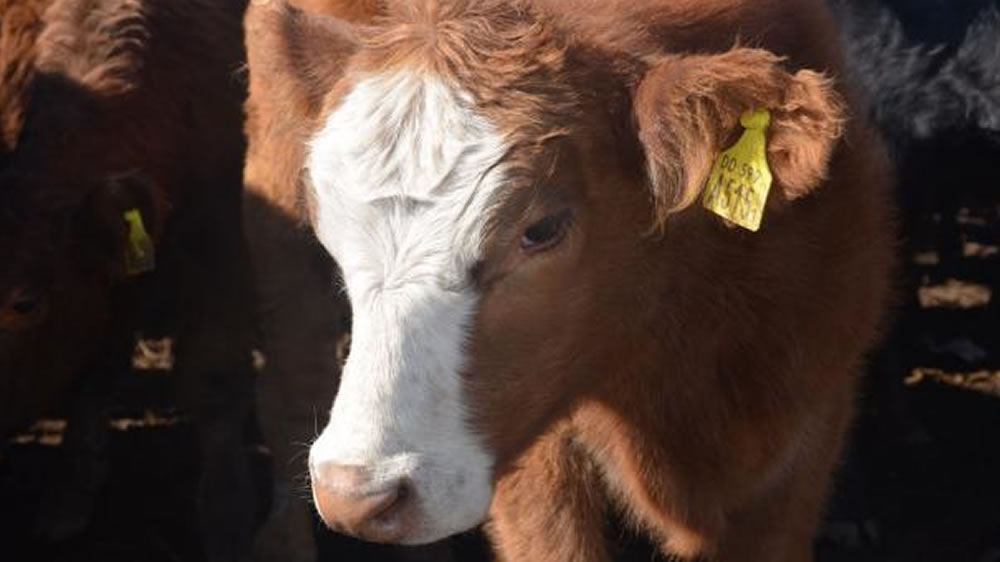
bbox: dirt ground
[1,206,997,560]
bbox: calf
[825,3,1000,542]
[0,0,255,559]
[247,0,893,560]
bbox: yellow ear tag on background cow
[123,208,155,276]
[702,109,773,232]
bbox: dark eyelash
[521,210,572,252]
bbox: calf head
[249,0,845,544]
[0,0,163,437]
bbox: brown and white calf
[245,0,893,559]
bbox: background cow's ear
[633,48,846,230]
[78,171,165,279]
[35,0,148,97]
[245,0,362,119]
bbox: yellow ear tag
[702,109,773,232]
[123,208,155,276]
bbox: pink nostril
[368,480,410,531]
[311,464,412,543]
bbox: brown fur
[0,1,256,559]
[247,0,894,560]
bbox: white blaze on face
[306,70,508,542]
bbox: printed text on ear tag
[702,109,773,232]
[123,208,156,276]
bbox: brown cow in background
[0,0,256,560]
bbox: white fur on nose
[305,70,507,543]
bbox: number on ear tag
[702,109,773,232]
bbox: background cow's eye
[521,210,571,253]
[11,294,39,316]
[3,288,43,320]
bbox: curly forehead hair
[359,0,578,119]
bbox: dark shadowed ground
[1,201,997,560]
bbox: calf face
[250,0,845,545]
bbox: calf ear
[245,0,362,120]
[79,172,165,279]
[244,0,367,219]
[633,48,845,230]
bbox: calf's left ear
[633,48,846,229]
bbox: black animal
[831,0,999,264]
[825,0,1000,551]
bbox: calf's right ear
[245,0,362,119]
[633,48,846,231]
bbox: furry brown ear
[245,0,362,119]
[633,48,846,230]
[0,0,44,154]
[243,0,365,218]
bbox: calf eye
[520,210,571,253]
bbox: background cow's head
[248,0,845,544]
[0,0,163,438]
[0,167,163,438]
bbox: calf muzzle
[310,462,413,543]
